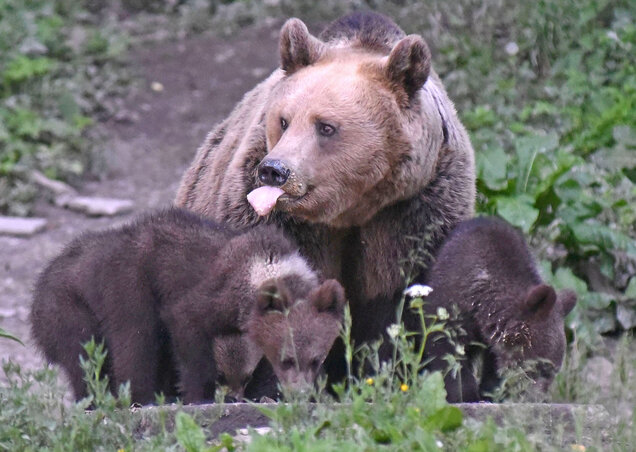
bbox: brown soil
[0,21,281,390]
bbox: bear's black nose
[258,159,290,186]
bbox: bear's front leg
[169,325,217,404]
[162,296,219,404]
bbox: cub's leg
[31,285,100,400]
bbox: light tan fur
[248,252,318,290]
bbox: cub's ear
[522,284,557,318]
[558,289,577,317]
[257,280,289,313]
[280,18,325,74]
[312,279,346,316]
[385,34,431,102]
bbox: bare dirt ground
[0,21,281,389]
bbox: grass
[1,303,633,450]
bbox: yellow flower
[117,449,126,452]
[400,383,409,392]
[570,445,586,452]
[366,378,374,385]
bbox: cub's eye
[317,122,336,137]
[281,357,296,371]
[280,118,288,131]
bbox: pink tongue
[247,186,285,216]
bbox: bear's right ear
[280,18,325,74]
[312,279,346,316]
[385,35,431,103]
[522,284,557,318]
[257,280,289,313]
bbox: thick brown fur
[407,217,577,402]
[30,208,344,404]
[175,12,475,381]
[213,334,263,400]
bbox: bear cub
[30,208,345,404]
[409,217,576,402]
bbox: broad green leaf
[175,412,207,452]
[570,221,636,259]
[476,146,509,191]
[58,92,80,122]
[514,132,559,194]
[591,144,636,173]
[552,267,588,294]
[495,195,539,233]
[422,406,463,432]
[2,56,54,84]
[613,125,636,148]
[625,277,636,299]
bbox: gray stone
[582,356,614,392]
[59,196,134,217]
[0,216,47,237]
[18,37,48,56]
[30,170,77,197]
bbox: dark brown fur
[30,208,344,404]
[407,217,577,402]
[175,12,475,383]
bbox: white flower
[387,323,402,339]
[404,284,433,298]
[455,344,465,356]
[504,41,519,56]
[606,31,619,42]
[436,440,444,448]
[436,307,449,320]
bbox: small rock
[0,216,47,237]
[234,427,272,445]
[0,308,17,318]
[214,48,235,64]
[61,196,134,217]
[616,302,636,330]
[113,109,141,124]
[151,81,164,92]
[250,67,269,78]
[582,356,613,392]
[18,37,48,56]
[30,170,77,196]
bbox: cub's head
[248,278,346,393]
[248,18,444,227]
[497,284,577,393]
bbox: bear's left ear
[385,34,431,102]
[522,284,556,318]
[312,279,346,316]
[280,18,325,74]
[558,289,577,317]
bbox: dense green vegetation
[0,0,129,215]
[0,0,634,450]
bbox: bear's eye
[317,122,336,137]
[280,117,288,131]
[310,358,321,371]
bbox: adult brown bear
[176,12,475,381]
